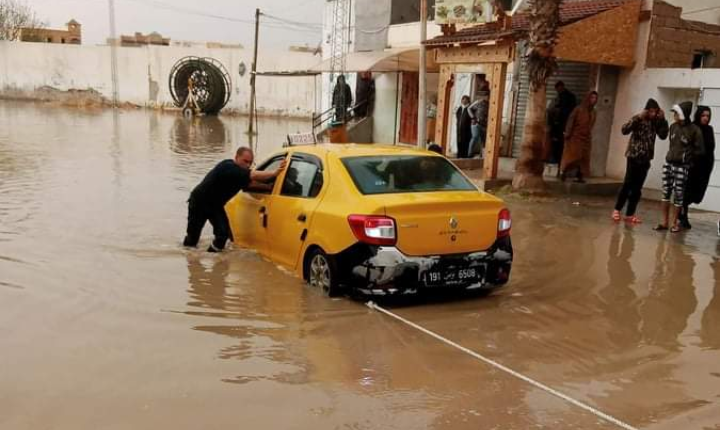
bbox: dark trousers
[183,199,233,251]
[457,137,471,159]
[614,158,651,216]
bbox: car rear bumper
[347,237,513,295]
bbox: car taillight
[348,215,397,246]
[498,208,511,238]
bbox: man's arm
[250,159,287,182]
[246,181,274,192]
[655,111,669,140]
[621,114,641,136]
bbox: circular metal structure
[169,56,232,115]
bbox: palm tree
[512,0,563,191]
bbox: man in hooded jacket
[654,101,704,233]
[613,98,668,223]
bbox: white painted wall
[387,21,443,48]
[373,72,400,144]
[0,41,321,117]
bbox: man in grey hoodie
[654,101,704,233]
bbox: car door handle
[297,213,307,222]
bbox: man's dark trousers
[183,198,233,251]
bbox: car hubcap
[310,254,331,294]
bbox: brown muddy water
[0,101,719,430]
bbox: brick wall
[646,0,720,68]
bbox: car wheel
[308,249,339,297]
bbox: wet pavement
[1,101,719,430]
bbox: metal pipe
[108,0,119,107]
[249,8,260,140]
[417,0,427,149]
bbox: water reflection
[184,252,309,385]
[640,237,697,351]
[170,115,230,155]
[700,254,720,350]
[601,228,640,349]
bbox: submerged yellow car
[226,144,513,296]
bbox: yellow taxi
[226,144,513,297]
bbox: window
[692,51,712,69]
[281,159,323,198]
[252,154,286,194]
[342,155,476,195]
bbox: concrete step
[449,157,484,170]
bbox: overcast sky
[26,0,325,49]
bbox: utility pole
[417,0,427,148]
[248,8,260,145]
[108,0,119,107]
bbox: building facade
[20,20,81,45]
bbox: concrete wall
[0,41,321,117]
[592,66,620,177]
[647,1,720,69]
[387,21,442,48]
[373,72,401,144]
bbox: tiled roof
[424,0,629,46]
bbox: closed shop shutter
[511,60,593,158]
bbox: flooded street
[1,101,719,429]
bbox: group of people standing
[331,73,375,123]
[545,81,599,183]
[455,77,490,159]
[613,100,715,233]
[547,81,715,233]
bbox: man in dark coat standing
[332,75,353,123]
[354,71,375,118]
[547,81,577,164]
[680,106,715,229]
[456,95,473,159]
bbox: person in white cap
[654,102,704,233]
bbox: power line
[262,13,322,29]
[119,0,322,34]
[683,5,720,15]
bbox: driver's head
[234,147,254,169]
[287,166,298,181]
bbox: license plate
[423,267,482,287]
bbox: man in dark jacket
[354,71,375,118]
[332,75,353,123]
[654,102,704,233]
[183,147,285,252]
[613,99,669,223]
[455,95,473,158]
[547,81,577,164]
[679,106,715,229]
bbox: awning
[309,47,439,73]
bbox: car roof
[285,143,440,158]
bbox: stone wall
[647,1,720,69]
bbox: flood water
[1,101,719,429]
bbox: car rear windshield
[341,155,476,195]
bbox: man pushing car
[183,146,285,252]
